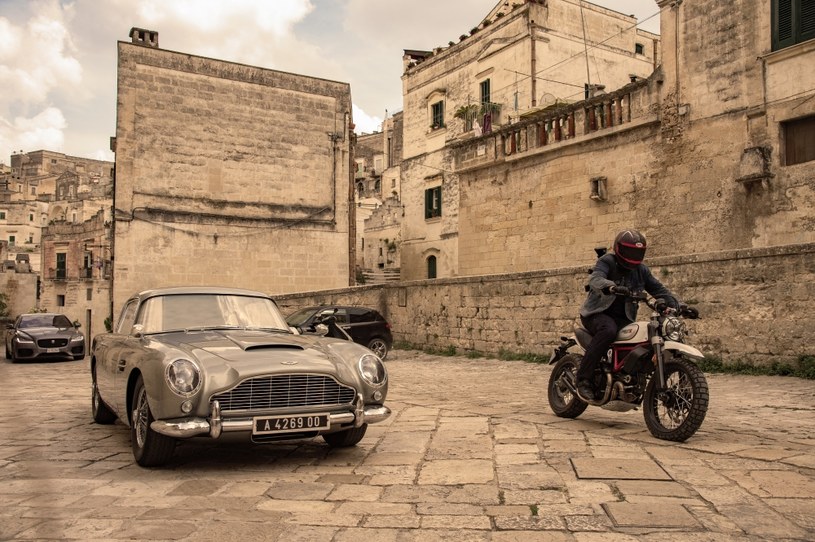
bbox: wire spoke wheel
[130,375,176,467]
[644,356,708,441]
[547,354,588,418]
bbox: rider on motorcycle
[575,229,685,401]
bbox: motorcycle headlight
[662,317,686,342]
[358,353,387,387]
[165,358,202,397]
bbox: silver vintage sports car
[5,313,85,362]
[91,287,390,467]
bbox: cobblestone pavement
[1,350,814,541]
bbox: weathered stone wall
[113,41,354,311]
[0,271,38,318]
[276,243,815,367]
[398,0,660,281]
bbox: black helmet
[614,230,647,269]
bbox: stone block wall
[113,40,354,311]
[276,243,815,367]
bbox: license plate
[253,413,329,435]
[46,348,60,353]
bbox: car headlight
[15,336,34,344]
[358,353,387,387]
[165,359,202,397]
[71,335,85,342]
[662,317,686,342]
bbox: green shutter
[802,0,815,42]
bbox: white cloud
[0,1,80,160]
[352,104,382,134]
[0,107,67,163]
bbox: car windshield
[138,294,290,334]
[20,315,73,328]
[286,307,317,327]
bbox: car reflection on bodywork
[5,313,85,362]
[90,287,390,467]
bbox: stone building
[39,209,112,342]
[112,28,355,312]
[444,0,815,275]
[398,0,660,280]
[357,112,404,283]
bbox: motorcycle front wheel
[643,356,709,442]
[548,354,588,418]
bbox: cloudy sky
[0,0,661,165]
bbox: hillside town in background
[1,0,813,365]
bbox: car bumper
[13,344,84,359]
[151,394,391,439]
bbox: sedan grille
[37,338,68,348]
[212,374,357,413]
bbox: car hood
[17,327,78,339]
[147,329,361,377]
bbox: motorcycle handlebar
[619,291,700,319]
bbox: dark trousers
[576,313,631,383]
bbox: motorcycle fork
[648,319,667,389]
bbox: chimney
[129,27,159,48]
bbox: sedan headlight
[71,335,85,343]
[165,359,202,397]
[662,317,686,342]
[15,336,34,344]
[358,353,387,386]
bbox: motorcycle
[548,292,709,442]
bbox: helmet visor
[616,241,646,266]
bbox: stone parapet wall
[276,243,815,366]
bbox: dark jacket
[579,253,678,322]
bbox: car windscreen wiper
[241,326,292,333]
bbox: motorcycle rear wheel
[548,354,588,418]
[643,356,708,442]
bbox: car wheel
[322,424,368,448]
[366,338,389,360]
[131,375,176,467]
[91,368,117,424]
[4,344,11,360]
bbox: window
[635,42,645,55]
[29,213,34,221]
[773,0,815,50]
[0,211,5,219]
[427,255,437,279]
[57,295,65,307]
[431,101,445,129]
[8,235,15,246]
[783,115,815,165]
[116,300,139,334]
[56,252,67,279]
[87,288,93,301]
[425,186,442,219]
[480,79,491,105]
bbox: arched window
[427,255,437,279]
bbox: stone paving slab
[0,350,813,540]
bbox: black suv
[286,306,393,359]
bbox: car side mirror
[131,323,144,338]
[74,322,81,329]
[6,323,13,330]
[314,323,329,336]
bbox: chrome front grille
[212,374,357,413]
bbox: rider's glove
[610,285,631,296]
[680,305,700,319]
[655,299,669,313]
